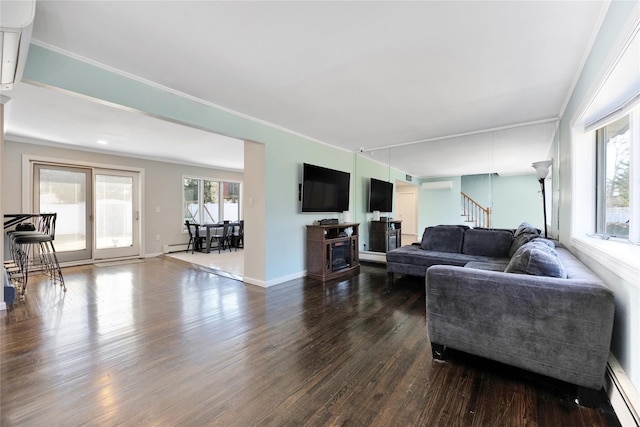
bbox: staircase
[461,192,491,228]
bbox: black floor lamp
[532,160,552,238]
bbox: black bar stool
[10,213,66,300]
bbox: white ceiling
[4,83,244,170]
[2,1,607,177]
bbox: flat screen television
[368,178,393,213]
[301,163,350,213]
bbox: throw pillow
[508,232,538,257]
[505,240,567,278]
[531,237,555,248]
[508,234,555,257]
[514,222,541,237]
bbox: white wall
[243,140,266,286]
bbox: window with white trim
[594,108,638,243]
[596,115,630,238]
[183,177,241,227]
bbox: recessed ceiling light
[96,140,108,145]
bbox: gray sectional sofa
[386,223,615,405]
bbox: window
[183,177,241,226]
[596,115,630,239]
[222,182,240,221]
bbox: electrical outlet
[156,234,160,241]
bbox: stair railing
[461,192,491,228]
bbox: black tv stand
[370,220,402,252]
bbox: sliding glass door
[34,164,92,263]
[93,169,140,259]
[33,163,141,262]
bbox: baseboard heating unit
[606,354,640,427]
[163,243,188,254]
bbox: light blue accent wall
[352,154,414,251]
[461,174,542,229]
[491,175,542,229]
[264,139,353,280]
[354,155,390,250]
[418,177,462,231]
[461,174,493,208]
[25,45,310,147]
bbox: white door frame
[93,168,141,260]
[395,181,419,242]
[23,155,145,262]
[32,163,93,263]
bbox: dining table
[199,222,239,253]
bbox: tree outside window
[183,178,200,223]
[203,180,219,223]
[597,116,630,238]
[223,182,240,222]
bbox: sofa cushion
[504,240,567,278]
[464,260,511,271]
[531,237,555,248]
[462,229,513,258]
[387,245,480,267]
[509,232,539,257]
[420,226,465,253]
[514,222,541,237]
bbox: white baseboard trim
[265,270,306,287]
[243,270,306,288]
[163,243,188,253]
[606,354,640,427]
[145,252,163,258]
[243,276,266,287]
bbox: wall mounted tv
[368,178,393,213]
[301,163,350,213]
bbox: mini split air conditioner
[421,180,453,191]
[0,0,36,91]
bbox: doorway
[395,182,418,244]
[33,162,141,262]
[93,169,140,259]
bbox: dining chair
[185,221,205,253]
[231,220,244,250]
[210,221,231,253]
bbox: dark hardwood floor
[1,258,619,426]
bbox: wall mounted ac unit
[421,180,453,191]
[1,0,36,91]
